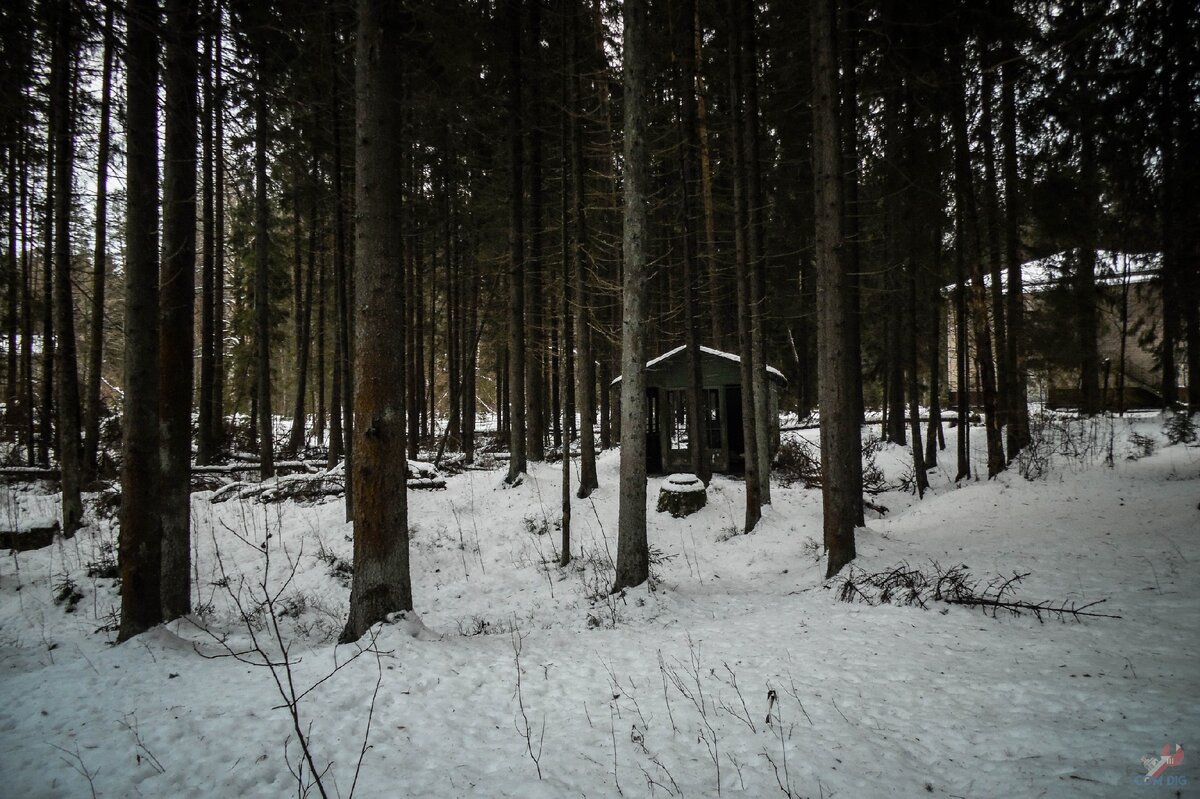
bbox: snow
[662,474,706,493]
[0,414,1196,797]
[942,249,1161,293]
[611,345,788,385]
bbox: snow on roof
[1018,250,1160,289]
[610,345,787,386]
[942,249,1161,293]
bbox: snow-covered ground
[0,414,1196,797]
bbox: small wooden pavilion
[612,346,787,475]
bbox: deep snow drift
[0,414,1196,797]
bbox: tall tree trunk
[1000,41,1029,455]
[118,0,163,642]
[83,4,114,478]
[559,34,573,565]
[443,129,461,456]
[415,231,427,442]
[316,239,326,443]
[613,0,650,593]
[1076,127,1101,416]
[980,51,1009,439]
[560,337,573,566]
[404,171,417,459]
[570,1,598,497]
[739,0,772,502]
[882,92,905,446]
[253,48,274,479]
[331,52,353,515]
[677,0,709,484]
[694,4,722,350]
[951,39,1004,478]
[286,187,303,453]
[504,0,527,484]
[341,0,412,642]
[20,135,35,464]
[727,2,760,531]
[328,313,343,465]
[463,226,479,461]
[525,0,546,463]
[4,135,17,442]
[812,0,858,578]
[925,289,943,469]
[212,11,226,454]
[288,164,316,456]
[839,0,866,509]
[39,108,54,467]
[906,231,928,497]
[1159,0,1195,410]
[49,0,82,535]
[1116,253,1130,414]
[160,0,198,619]
[197,0,216,466]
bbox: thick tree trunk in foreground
[160,0,199,620]
[812,0,858,578]
[612,0,650,593]
[118,0,163,642]
[341,0,412,643]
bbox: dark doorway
[725,384,744,473]
[646,388,663,473]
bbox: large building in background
[946,250,1185,410]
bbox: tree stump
[657,473,707,518]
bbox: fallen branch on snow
[832,561,1121,622]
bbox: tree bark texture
[49,0,82,536]
[812,0,858,578]
[341,0,413,643]
[83,4,114,478]
[118,0,163,642]
[613,0,651,594]
[160,0,199,619]
[505,0,527,484]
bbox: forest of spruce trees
[0,0,1196,641]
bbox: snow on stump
[657,473,707,518]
